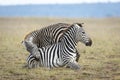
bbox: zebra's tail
[21,40,25,46]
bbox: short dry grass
[0,17,120,80]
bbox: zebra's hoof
[66,66,70,68]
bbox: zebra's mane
[59,23,84,40]
[75,23,84,27]
[63,23,84,33]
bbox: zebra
[24,23,92,69]
[22,23,80,63]
[22,23,70,48]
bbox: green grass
[0,17,120,80]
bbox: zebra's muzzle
[85,38,92,46]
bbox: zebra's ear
[73,23,84,27]
[76,23,84,27]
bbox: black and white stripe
[22,23,80,64]
[23,23,70,48]
[25,23,92,69]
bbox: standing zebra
[22,23,70,48]
[24,23,92,69]
[22,23,80,62]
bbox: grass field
[0,17,120,80]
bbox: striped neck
[61,26,77,49]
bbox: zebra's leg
[23,41,40,59]
[67,60,80,70]
[66,50,80,68]
[56,58,64,67]
[31,47,40,59]
[28,60,40,68]
[76,50,80,62]
[27,54,40,69]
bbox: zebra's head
[73,23,92,46]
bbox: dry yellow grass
[0,17,120,80]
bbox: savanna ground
[0,17,120,80]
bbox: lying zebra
[24,23,92,69]
[22,23,80,65]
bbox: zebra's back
[23,23,70,48]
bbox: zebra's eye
[82,32,85,34]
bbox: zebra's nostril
[85,39,92,46]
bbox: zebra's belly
[39,43,64,68]
[42,57,63,68]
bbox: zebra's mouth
[85,38,92,46]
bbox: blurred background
[0,0,120,18]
